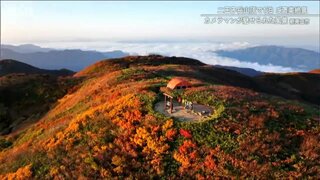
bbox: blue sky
[1,1,319,49]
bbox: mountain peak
[309,69,320,74]
[75,55,205,77]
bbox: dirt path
[155,101,212,122]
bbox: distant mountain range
[1,44,319,73]
[0,44,129,71]
[215,45,320,71]
[213,65,263,77]
[1,44,53,53]
[0,59,74,76]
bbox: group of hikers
[182,99,193,110]
[167,98,194,111]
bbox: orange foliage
[173,140,200,175]
[0,164,32,180]
[1,58,319,179]
[105,93,142,131]
[300,134,320,160]
[165,129,177,141]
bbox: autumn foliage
[0,56,319,179]
[179,129,192,138]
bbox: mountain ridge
[0,45,129,71]
[215,45,320,71]
[0,59,74,76]
[1,44,53,53]
[76,55,320,105]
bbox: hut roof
[167,77,191,90]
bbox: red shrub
[180,129,192,138]
[166,129,177,141]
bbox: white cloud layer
[39,41,302,73]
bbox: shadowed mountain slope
[0,59,74,76]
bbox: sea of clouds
[40,41,301,73]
